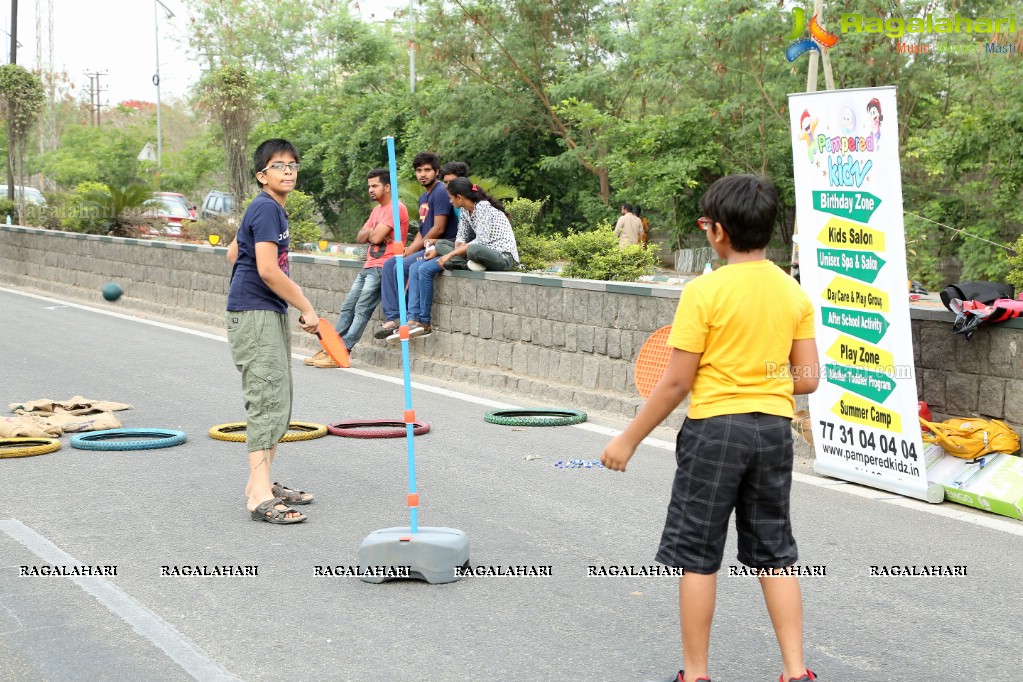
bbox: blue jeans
[407,257,445,326]
[381,251,422,322]
[335,266,382,351]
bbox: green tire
[483,409,587,427]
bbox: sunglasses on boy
[259,162,301,173]
[697,217,714,231]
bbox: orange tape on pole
[404,409,416,424]
[407,493,419,508]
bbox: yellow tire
[208,421,328,443]
[0,437,62,459]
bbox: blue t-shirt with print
[227,192,290,314]
[417,181,458,241]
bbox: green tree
[38,123,151,188]
[197,65,257,208]
[174,0,1023,282]
[419,0,622,203]
[0,64,45,217]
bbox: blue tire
[70,428,188,451]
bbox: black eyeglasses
[259,162,300,173]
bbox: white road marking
[4,286,1022,536]
[0,519,241,681]
[1,287,227,342]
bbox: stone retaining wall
[2,224,1021,432]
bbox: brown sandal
[250,497,306,524]
[272,482,315,505]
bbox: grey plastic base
[358,526,470,584]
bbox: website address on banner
[821,443,920,477]
[764,363,914,380]
[822,443,920,474]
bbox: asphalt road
[1,286,1021,682]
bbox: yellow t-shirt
[667,260,815,419]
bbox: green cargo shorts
[226,310,293,452]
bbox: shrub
[904,217,943,291]
[560,222,659,282]
[185,214,238,245]
[284,190,322,244]
[60,181,117,233]
[82,184,152,236]
[22,193,68,230]
[516,229,563,272]
[0,198,16,223]
[1006,234,1023,294]
[505,197,545,230]
[507,197,561,272]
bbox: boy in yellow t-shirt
[600,175,820,682]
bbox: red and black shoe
[662,672,711,682]
[780,670,817,682]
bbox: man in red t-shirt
[309,168,409,367]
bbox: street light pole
[154,0,174,171]
[408,0,415,94]
[10,0,17,64]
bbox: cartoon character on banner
[798,109,819,162]
[866,98,883,150]
[838,105,857,137]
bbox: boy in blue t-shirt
[226,138,320,525]
[601,175,820,682]
[375,151,458,338]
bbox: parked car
[0,185,47,206]
[201,190,235,218]
[141,195,195,237]
[155,191,196,219]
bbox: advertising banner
[924,444,1023,521]
[789,86,943,503]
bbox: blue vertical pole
[386,137,419,534]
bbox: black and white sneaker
[408,323,432,339]
[374,321,398,339]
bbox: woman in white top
[400,179,521,340]
[436,177,520,272]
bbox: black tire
[70,428,187,451]
[483,409,587,427]
[327,419,431,439]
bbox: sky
[5,0,403,106]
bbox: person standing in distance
[614,202,644,248]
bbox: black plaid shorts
[655,413,799,574]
